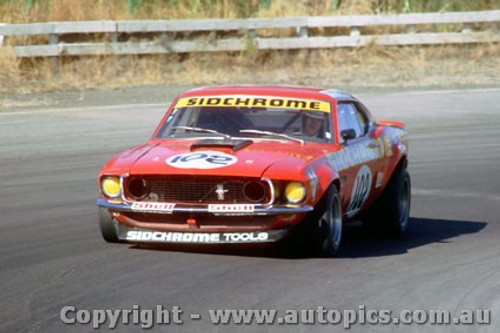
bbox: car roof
[179,85,357,103]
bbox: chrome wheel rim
[398,177,410,229]
[321,195,342,251]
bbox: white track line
[2,86,500,116]
[386,87,500,96]
[413,188,500,201]
[0,102,169,116]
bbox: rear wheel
[364,166,411,236]
[317,186,343,257]
[99,208,120,243]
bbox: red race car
[97,85,410,256]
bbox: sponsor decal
[175,96,330,113]
[223,232,268,242]
[384,137,393,157]
[131,202,175,213]
[208,204,255,213]
[327,140,383,171]
[166,151,237,169]
[347,165,372,217]
[125,231,269,243]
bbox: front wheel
[99,208,120,243]
[317,186,343,257]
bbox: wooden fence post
[48,33,58,70]
[350,26,361,37]
[296,26,308,37]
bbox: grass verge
[1,43,499,96]
[1,1,498,97]
[1,0,498,22]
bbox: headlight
[127,177,150,200]
[242,181,267,203]
[101,176,121,198]
[285,182,306,204]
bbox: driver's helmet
[302,111,325,138]
[304,111,324,120]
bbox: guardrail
[1,10,499,60]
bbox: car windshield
[156,96,333,143]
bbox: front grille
[125,176,270,204]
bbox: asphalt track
[1,88,500,333]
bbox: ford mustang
[97,85,410,256]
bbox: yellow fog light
[102,176,121,198]
[285,182,306,204]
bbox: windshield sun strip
[175,95,331,113]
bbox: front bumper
[96,199,313,216]
[98,199,311,243]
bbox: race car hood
[120,138,334,179]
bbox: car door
[336,102,383,218]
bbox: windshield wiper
[239,129,304,145]
[173,126,232,140]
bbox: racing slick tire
[99,208,120,243]
[363,165,411,236]
[317,185,343,257]
[279,185,342,258]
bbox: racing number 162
[169,153,233,165]
[348,173,370,212]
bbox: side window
[355,102,373,135]
[355,107,368,135]
[337,103,363,142]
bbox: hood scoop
[191,138,253,152]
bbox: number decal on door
[347,165,372,216]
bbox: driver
[303,111,325,138]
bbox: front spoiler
[116,222,288,244]
[96,199,313,216]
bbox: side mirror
[340,129,357,142]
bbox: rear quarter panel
[372,121,409,196]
